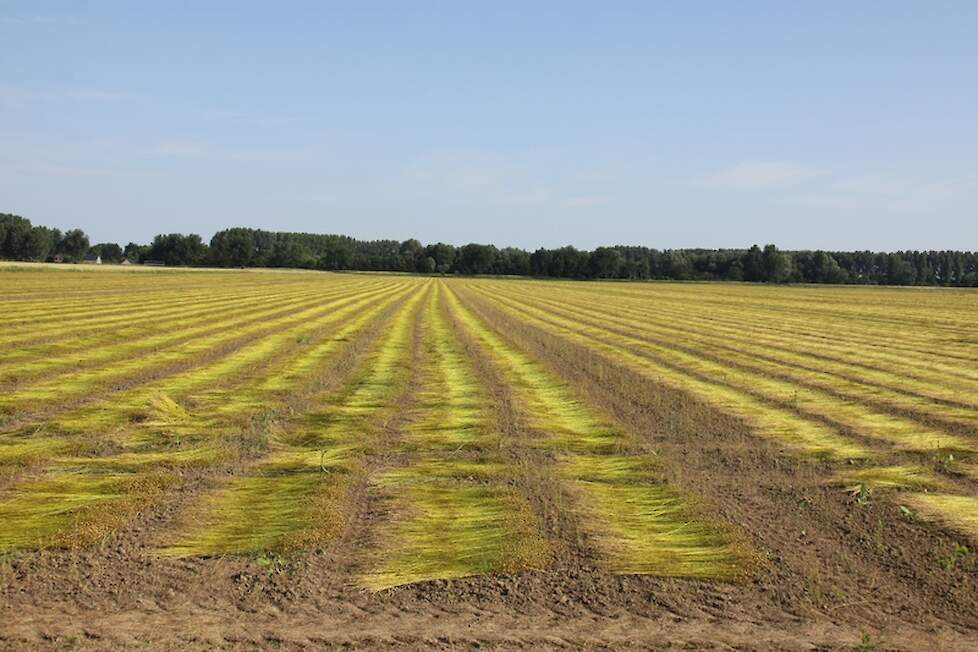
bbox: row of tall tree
[3,214,978,286]
[0,214,91,263]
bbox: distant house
[142,259,165,267]
[120,258,134,265]
[83,253,102,265]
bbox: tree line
[3,213,977,286]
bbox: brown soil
[2,285,978,650]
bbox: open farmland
[1,267,978,649]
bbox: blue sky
[2,2,976,250]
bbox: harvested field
[1,267,977,650]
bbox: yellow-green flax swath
[161,284,427,556]
[445,284,749,580]
[361,284,548,589]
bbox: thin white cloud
[882,175,978,214]
[65,89,137,102]
[146,139,309,163]
[0,159,162,179]
[390,151,619,212]
[0,14,68,25]
[390,151,553,206]
[0,85,137,104]
[565,195,610,208]
[228,148,310,163]
[34,164,120,178]
[0,85,31,103]
[706,160,818,189]
[148,140,209,158]
[189,105,295,126]
[834,173,977,198]
[794,172,978,218]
